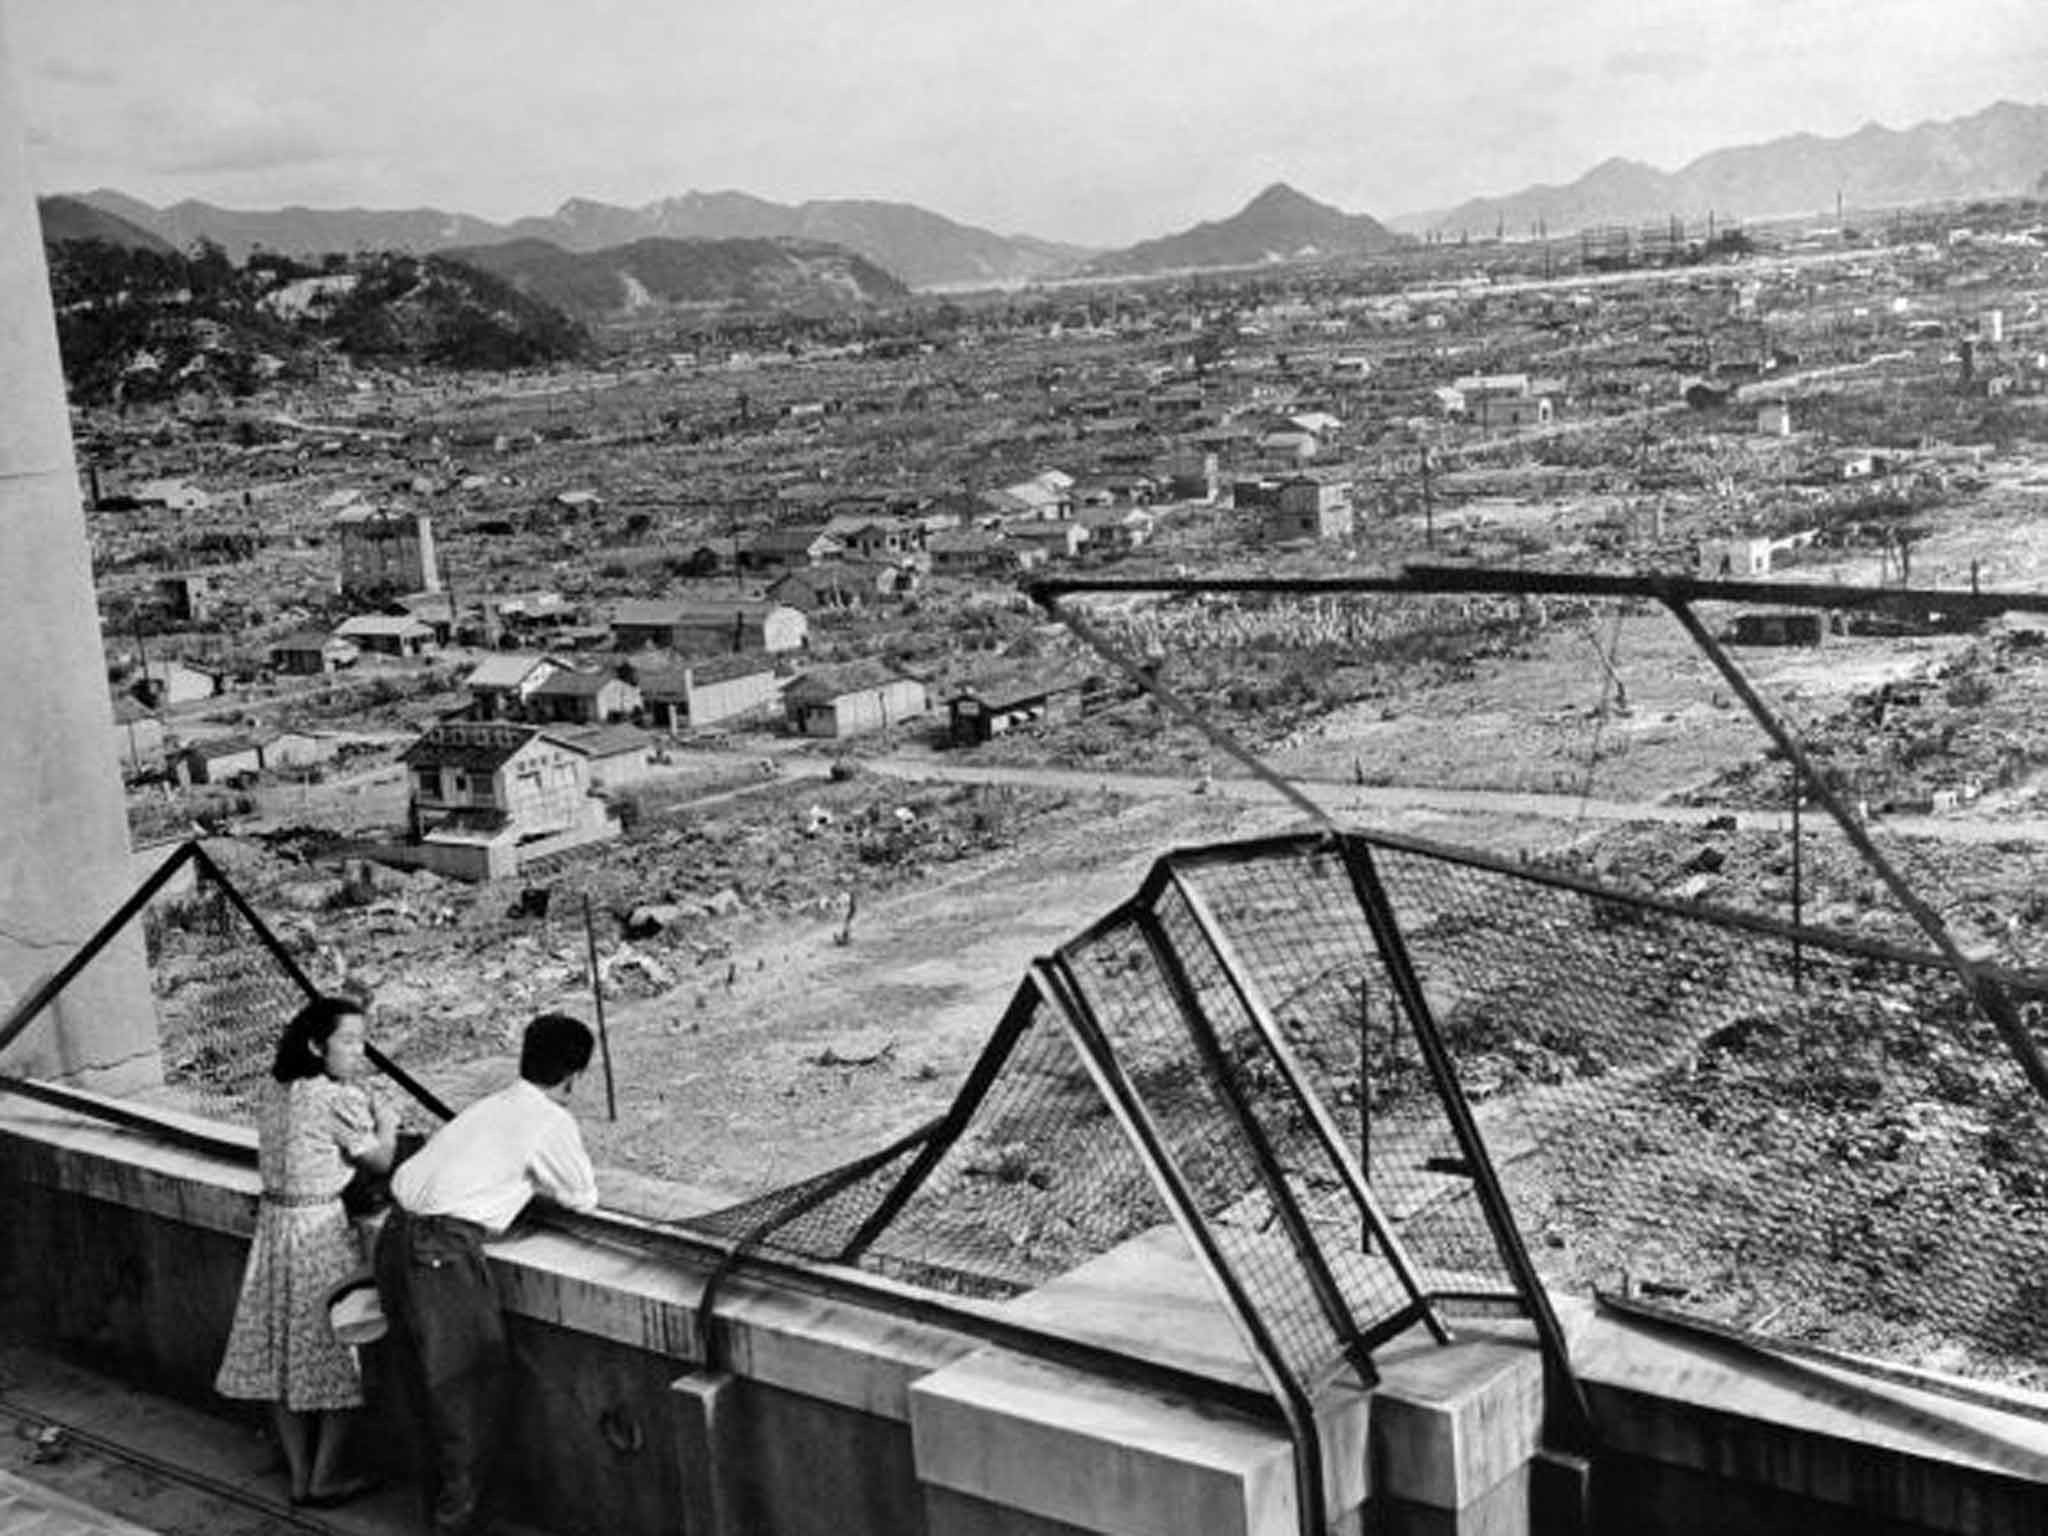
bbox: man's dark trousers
[375,1205,506,1536]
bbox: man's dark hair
[272,995,365,1083]
[520,1012,594,1087]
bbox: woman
[215,994,398,1507]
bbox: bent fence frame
[1027,565,2048,1104]
[1017,564,2048,1482]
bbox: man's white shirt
[392,1078,599,1236]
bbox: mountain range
[442,235,908,319]
[1396,99,2048,236]
[36,194,176,254]
[58,98,2048,291]
[1083,183,1409,277]
[74,187,1084,290]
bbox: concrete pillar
[672,1369,750,1536]
[0,15,161,1090]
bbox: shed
[784,662,929,739]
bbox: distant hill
[36,195,174,253]
[42,242,587,404]
[73,188,1090,291]
[444,235,909,319]
[1083,184,1411,277]
[1396,100,2048,236]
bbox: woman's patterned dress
[214,1076,376,1410]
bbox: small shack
[784,662,928,739]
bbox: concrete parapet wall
[1565,1298,2048,1535]
[0,1096,961,1536]
[3,1097,2045,1536]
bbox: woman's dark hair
[520,1012,594,1087]
[271,996,365,1083]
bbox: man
[375,1013,601,1536]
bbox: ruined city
[3,10,2048,1536]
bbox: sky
[6,0,2045,248]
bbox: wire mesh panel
[1148,875,1429,1343]
[2,845,315,1128]
[685,985,1175,1300]
[1173,841,1516,1306]
[147,867,315,1123]
[1365,834,2048,1386]
[1058,909,1369,1388]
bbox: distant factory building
[1266,472,1354,543]
[337,506,440,598]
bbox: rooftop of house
[401,721,543,772]
[785,658,920,703]
[336,614,435,638]
[464,653,553,690]
[530,668,622,698]
[546,723,650,760]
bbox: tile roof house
[610,598,808,656]
[269,631,359,676]
[335,613,437,657]
[463,653,562,720]
[525,667,641,726]
[630,656,782,732]
[737,525,843,572]
[768,560,919,612]
[546,723,655,790]
[947,670,1093,745]
[783,661,930,739]
[1075,506,1155,554]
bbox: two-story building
[337,506,440,598]
[393,722,617,880]
[1266,472,1355,543]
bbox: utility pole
[1419,441,1435,550]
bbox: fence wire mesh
[2,847,314,1128]
[686,984,1176,1301]
[1363,834,2048,1386]
[1170,847,1515,1307]
[18,827,2044,1400]
[687,827,2048,1396]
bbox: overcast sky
[7,0,2044,247]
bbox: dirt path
[577,792,1266,1209]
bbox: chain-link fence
[1359,831,2048,1386]
[12,830,2045,1402]
[0,845,312,1127]
[0,843,451,1131]
[682,827,2048,1399]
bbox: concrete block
[1370,1337,1545,1509]
[925,1483,1101,1536]
[1528,1448,1592,1536]
[911,1347,1298,1536]
[674,1370,746,1536]
[1377,1465,1529,1536]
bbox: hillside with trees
[41,237,589,405]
